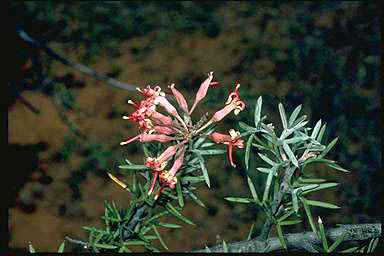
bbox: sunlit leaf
[288,104,302,127]
[318,137,338,159]
[283,142,298,167]
[245,134,254,170]
[278,103,288,130]
[153,225,168,250]
[224,197,251,203]
[254,96,263,126]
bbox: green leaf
[165,203,196,226]
[298,177,326,183]
[93,243,118,249]
[123,240,148,246]
[195,149,227,155]
[247,176,260,204]
[280,219,302,226]
[201,142,215,148]
[224,197,251,203]
[283,142,298,167]
[254,96,263,126]
[143,243,160,252]
[193,151,210,188]
[205,245,211,252]
[153,225,168,250]
[258,153,276,166]
[306,200,340,209]
[288,104,302,127]
[239,121,257,132]
[301,183,339,195]
[247,223,255,240]
[187,191,206,207]
[118,164,150,170]
[257,167,273,175]
[324,161,350,173]
[57,241,65,253]
[340,246,359,253]
[316,123,327,143]
[28,242,36,253]
[328,232,345,252]
[368,238,379,253]
[276,223,287,250]
[181,175,205,184]
[176,180,184,208]
[222,239,228,253]
[262,166,276,203]
[318,137,338,159]
[278,103,288,130]
[301,197,318,235]
[157,222,182,229]
[291,188,300,213]
[277,209,295,222]
[318,217,328,251]
[311,120,322,139]
[245,134,254,170]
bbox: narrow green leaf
[258,153,276,166]
[277,209,295,222]
[194,151,210,188]
[288,104,302,127]
[318,217,328,251]
[247,223,255,240]
[316,123,327,143]
[201,142,215,148]
[328,233,345,252]
[224,197,251,203]
[257,167,272,174]
[301,182,339,195]
[325,161,350,173]
[118,164,150,170]
[311,120,322,139]
[176,180,184,208]
[298,177,326,183]
[292,188,300,213]
[247,176,260,204]
[181,175,205,184]
[318,137,338,159]
[306,200,340,209]
[262,167,275,203]
[28,242,36,253]
[157,222,182,229]
[301,197,318,235]
[254,96,263,126]
[283,142,298,167]
[205,245,211,252]
[280,219,302,226]
[222,239,228,253]
[57,241,65,253]
[143,243,160,252]
[165,203,196,226]
[245,134,254,170]
[153,225,168,250]
[239,121,257,132]
[93,243,117,249]
[276,223,287,250]
[278,103,288,130]
[340,246,359,253]
[123,240,147,246]
[193,136,207,149]
[369,238,379,253]
[195,149,226,155]
[187,191,206,207]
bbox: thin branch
[194,223,381,253]
[17,29,138,91]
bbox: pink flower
[140,133,176,143]
[152,125,175,135]
[190,72,220,114]
[210,129,244,167]
[169,83,189,114]
[211,84,245,122]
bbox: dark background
[8,1,381,252]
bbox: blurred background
[8,1,381,252]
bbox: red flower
[210,129,244,167]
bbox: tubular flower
[211,84,245,122]
[169,83,189,114]
[210,129,244,167]
[117,72,247,199]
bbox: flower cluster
[119,72,246,199]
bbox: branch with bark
[194,223,381,253]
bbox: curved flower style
[210,129,244,167]
[115,72,247,199]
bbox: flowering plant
[115,72,245,200]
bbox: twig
[194,223,381,252]
[17,29,138,91]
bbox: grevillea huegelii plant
[58,75,381,253]
[64,72,248,252]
